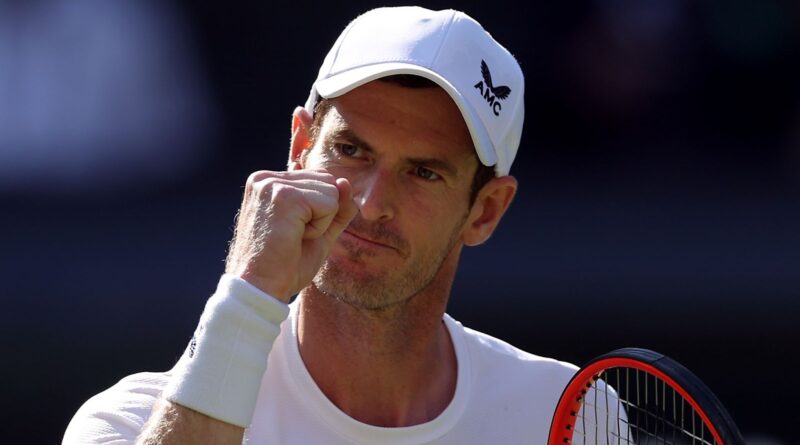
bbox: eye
[336,143,361,157]
[414,166,441,181]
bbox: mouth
[341,229,397,251]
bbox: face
[298,80,480,310]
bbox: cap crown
[305,6,524,176]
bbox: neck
[296,246,461,427]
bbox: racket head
[548,348,745,445]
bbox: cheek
[302,148,333,169]
[403,193,468,235]
[412,186,470,220]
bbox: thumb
[325,178,358,242]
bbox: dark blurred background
[2,0,798,443]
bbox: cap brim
[314,63,498,170]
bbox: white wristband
[163,274,290,427]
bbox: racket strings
[569,369,717,445]
[578,398,711,443]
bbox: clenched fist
[225,169,359,302]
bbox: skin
[136,80,517,443]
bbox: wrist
[238,270,293,303]
[163,274,290,427]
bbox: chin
[311,257,414,311]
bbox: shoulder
[62,371,170,445]
[448,316,577,396]
[446,316,579,438]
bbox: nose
[352,168,396,222]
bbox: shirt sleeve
[62,372,169,445]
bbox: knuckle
[317,196,337,214]
[254,177,281,198]
[246,171,274,195]
[246,170,267,186]
[318,171,335,182]
[259,176,277,190]
[270,182,296,204]
[306,169,335,183]
[319,178,339,194]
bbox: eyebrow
[325,127,375,155]
[324,126,461,179]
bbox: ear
[461,175,518,246]
[288,106,314,170]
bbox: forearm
[136,399,244,445]
[134,275,288,445]
[61,276,288,445]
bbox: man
[63,6,582,444]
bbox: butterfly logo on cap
[474,60,511,116]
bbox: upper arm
[62,373,167,445]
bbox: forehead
[318,80,476,165]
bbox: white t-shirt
[63,302,580,444]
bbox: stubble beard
[311,214,467,311]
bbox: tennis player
[63,7,587,444]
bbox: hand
[225,170,358,302]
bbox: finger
[324,178,358,243]
[263,178,340,195]
[298,187,340,239]
[261,169,338,184]
[245,170,337,195]
[250,177,340,213]
[250,174,340,208]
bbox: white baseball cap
[304,6,525,176]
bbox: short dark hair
[308,75,496,206]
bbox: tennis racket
[548,348,745,445]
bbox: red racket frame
[548,356,725,445]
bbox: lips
[342,229,396,251]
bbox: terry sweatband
[163,274,290,427]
